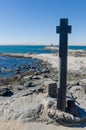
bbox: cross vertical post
[56,18,71,111]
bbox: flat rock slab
[0,92,49,122]
[0,88,86,127]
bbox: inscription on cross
[56,19,72,111]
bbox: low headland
[0,49,86,130]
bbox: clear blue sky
[0,0,86,45]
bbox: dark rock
[24,82,34,88]
[28,70,34,75]
[15,70,20,74]
[31,66,36,69]
[47,101,55,108]
[15,67,21,74]
[15,85,24,90]
[22,65,27,69]
[50,74,58,81]
[0,88,13,96]
[22,92,33,96]
[35,70,41,75]
[21,104,44,121]
[42,68,50,73]
[67,81,80,89]
[32,76,40,79]
[36,87,44,93]
[43,74,49,78]
[48,109,56,118]
[75,51,86,57]
[35,104,44,115]
[29,75,33,79]
[34,72,39,75]
[16,67,21,71]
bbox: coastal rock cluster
[0,51,86,127]
[68,50,86,57]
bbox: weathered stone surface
[67,81,79,88]
[32,76,40,79]
[24,82,34,88]
[19,104,44,122]
[68,50,86,57]
[14,85,24,90]
[79,79,86,93]
[47,101,55,109]
[42,68,50,73]
[43,74,49,78]
[67,85,85,99]
[0,93,46,122]
[47,108,86,126]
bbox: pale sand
[32,54,86,70]
[0,120,86,130]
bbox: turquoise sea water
[0,45,86,54]
[0,45,86,78]
[0,56,39,78]
[68,45,86,50]
[0,45,51,54]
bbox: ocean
[0,45,86,78]
[0,45,52,54]
[68,45,86,50]
[0,56,40,78]
[0,45,49,78]
[0,45,86,54]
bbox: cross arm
[56,26,60,34]
[56,25,72,34]
[67,25,71,33]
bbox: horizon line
[0,44,86,46]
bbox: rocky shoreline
[0,50,86,128]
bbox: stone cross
[56,18,71,111]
